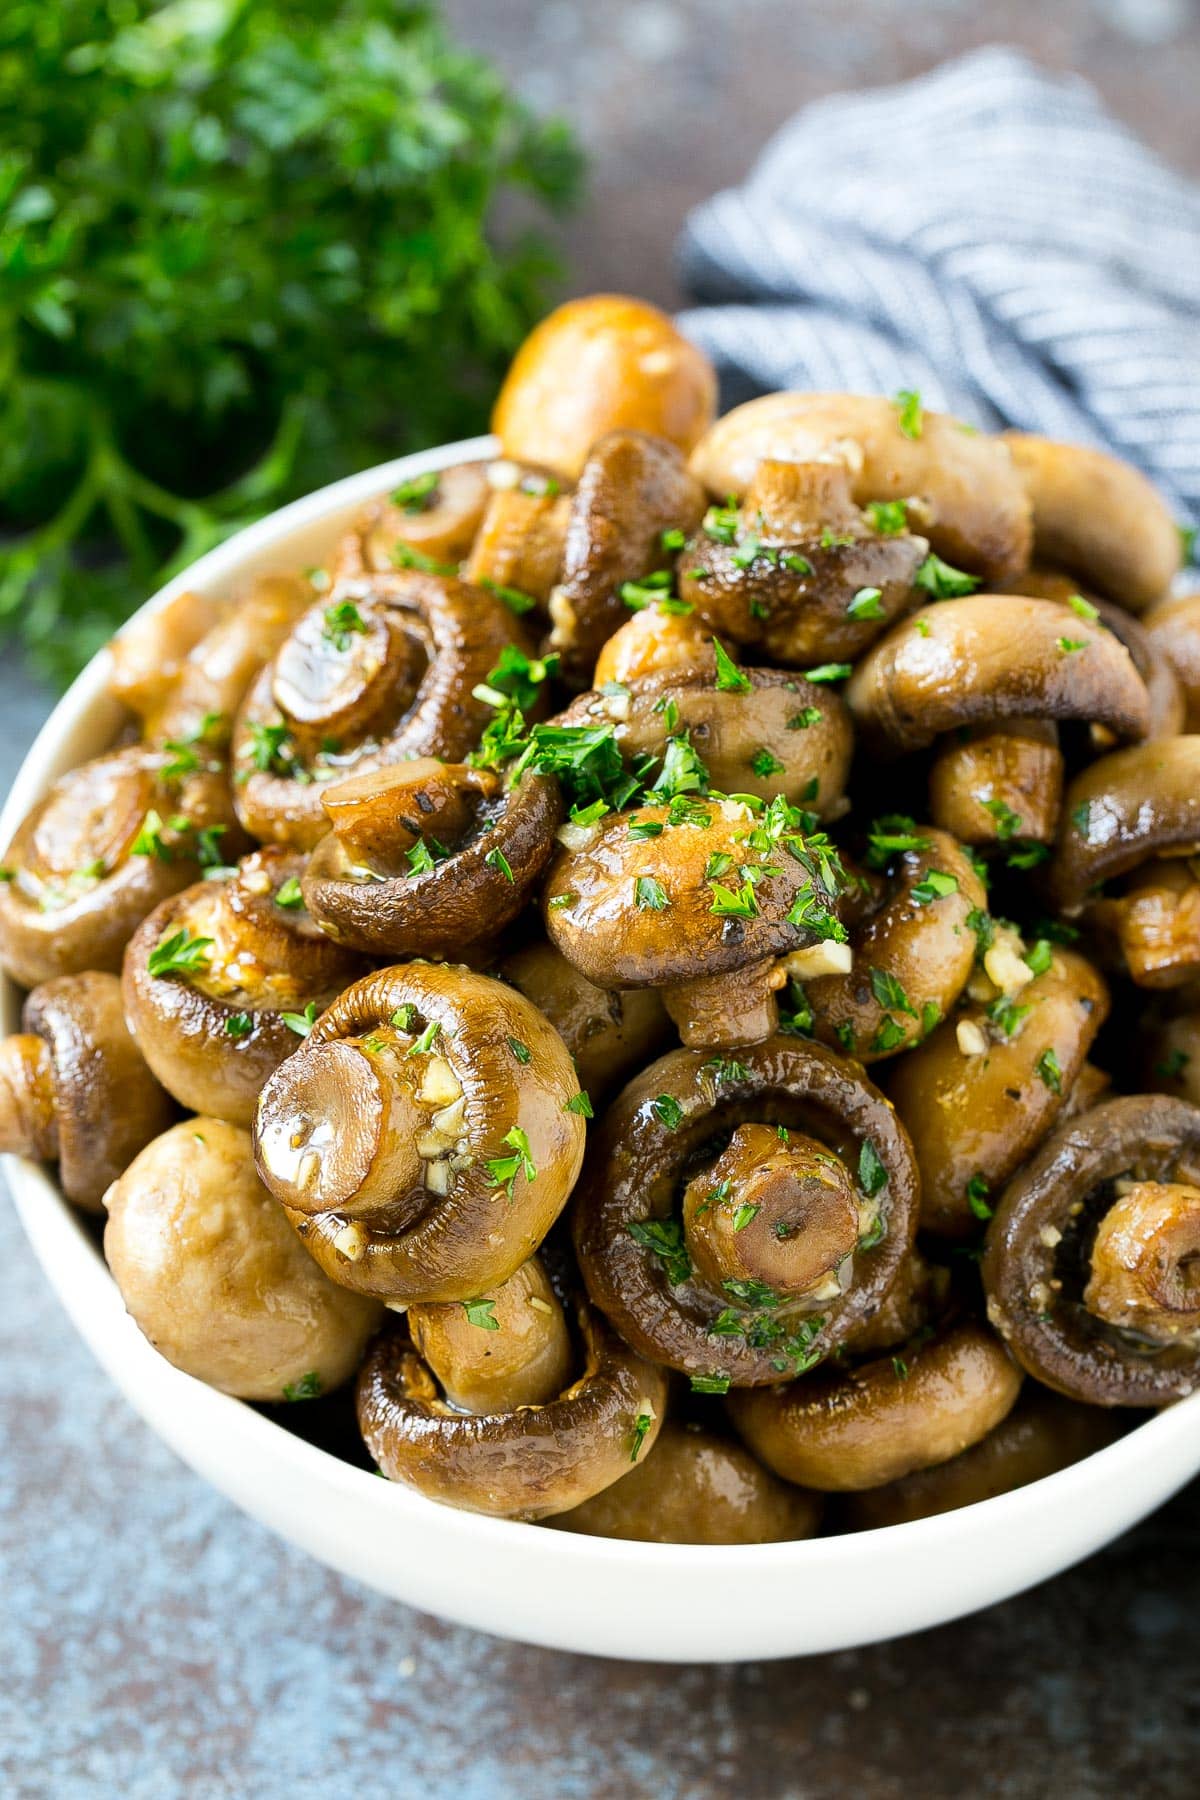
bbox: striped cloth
[676,48,1200,530]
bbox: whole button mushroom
[254,964,587,1303]
[572,1039,919,1389]
[0,971,173,1211]
[0,742,243,990]
[593,602,718,688]
[338,463,492,576]
[1003,433,1182,612]
[492,293,717,482]
[982,1094,1200,1405]
[104,1117,381,1401]
[678,458,929,664]
[689,391,1033,582]
[232,571,529,849]
[122,847,366,1126]
[550,1420,823,1544]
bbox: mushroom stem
[408,1257,573,1414]
[742,458,863,536]
[1085,1181,1200,1344]
[681,1122,861,1300]
[663,956,785,1050]
[0,1033,58,1161]
[1091,859,1200,988]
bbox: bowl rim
[4,433,1200,1651]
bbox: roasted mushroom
[982,1094,1200,1404]
[593,602,718,687]
[728,1319,1021,1491]
[462,470,572,612]
[104,1118,381,1400]
[254,964,587,1302]
[690,392,1033,581]
[232,571,529,848]
[0,972,174,1210]
[122,848,365,1126]
[550,1419,823,1543]
[405,1254,573,1415]
[109,588,222,726]
[498,939,670,1106]
[1146,592,1200,731]
[573,1039,919,1387]
[493,294,717,481]
[143,575,312,746]
[357,1291,669,1519]
[338,462,492,575]
[0,743,242,990]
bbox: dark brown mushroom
[338,462,491,575]
[0,743,243,990]
[728,1319,1022,1491]
[104,1117,381,1400]
[678,458,928,664]
[690,392,1033,581]
[232,571,529,848]
[572,1038,919,1387]
[888,944,1109,1236]
[300,759,561,957]
[1087,858,1200,989]
[550,1419,823,1543]
[492,294,717,482]
[0,971,174,1210]
[803,827,987,1063]
[1049,737,1200,915]
[357,1293,669,1519]
[497,939,670,1106]
[253,963,587,1302]
[981,1093,1200,1404]
[547,431,707,682]
[122,848,365,1126]
[1003,433,1181,611]
[847,594,1151,756]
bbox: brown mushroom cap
[593,603,717,688]
[497,939,670,1106]
[804,828,987,1063]
[846,594,1151,756]
[1146,592,1200,731]
[550,1419,823,1544]
[149,574,312,745]
[1003,433,1181,611]
[104,1118,381,1399]
[0,744,242,990]
[356,1296,669,1519]
[727,1320,1022,1492]
[547,431,707,682]
[122,849,365,1126]
[572,1038,919,1386]
[888,945,1110,1236]
[232,572,529,848]
[254,963,587,1302]
[1087,857,1200,990]
[982,1093,1200,1404]
[348,462,492,573]
[1049,737,1200,912]
[5,972,175,1210]
[838,1386,1124,1530]
[493,294,717,481]
[689,393,1033,580]
[300,763,561,957]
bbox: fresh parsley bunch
[0,0,581,682]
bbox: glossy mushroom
[929,721,1064,849]
[254,964,587,1302]
[493,294,717,481]
[550,1420,823,1543]
[1003,433,1181,611]
[0,743,242,990]
[498,939,670,1106]
[109,588,222,725]
[300,758,561,957]
[232,571,529,848]
[406,1255,574,1415]
[0,972,174,1211]
[104,1118,381,1398]
[690,392,1032,581]
[593,602,717,687]
[728,1319,1022,1491]
[982,1094,1200,1404]
[357,1293,669,1519]
[122,848,365,1126]
[339,462,491,574]
[462,474,572,611]
[1050,737,1200,915]
[572,1039,919,1387]
[146,574,313,746]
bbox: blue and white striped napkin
[677,48,1200,530]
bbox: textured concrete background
[5,4,1200,1795]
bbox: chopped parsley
[1071,801,1091,837]
[1069,594,1100,621]
[1056,636,1088,654]
[131,808,172,862]
[391,543,456,575]
[281,1371,322,1402]
[485,845,515,883]
[652,1094,685,1130]
[485,1126,536,1198]
[966,1174,992,1220]
[910,869,958,905]
[913,553,981,599]
[1156,1049,1190,1081]
[713,638,752,693]
[628,1217,692,1286]
[858,1139,888,1198]
[690,1373,731,1395]
[847,585,885,621]
[147,928,213,979]
[391,471,440,513]
[629,1412,654,1462]
[322,599,367,651]
[982,797,1022,840]
[274,875,304,908]
[225,1012,254,1039]
[866,499,909,535]
[462,1298,499,1331]
[750,747,786,778]
[506,1036,531,1065]
[732,1203,759,1232]
[406,1020,442,1057]
[565,1090,594,1118]
[709,879,760,920]
[893,388,923,439]
[869,967,917,1018]
[281,1001,319,1037]
[1035,1048,1063,1094]
[788,707,822,731]
[804,662,851,684]
[864,813,931,869]
[635,875,669,911]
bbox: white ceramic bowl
[5,436,1200,1663]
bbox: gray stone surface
[6,6,1200,1794]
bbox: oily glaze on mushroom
[104,1118,382,1400]
[254,964,587,1303]
[573,1039,918,1388]
[122,847,365,1126]
[338,462,492,576]
[0,971,174,1210]
[498,939,671,1106]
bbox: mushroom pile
[3,292,1197,1542]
